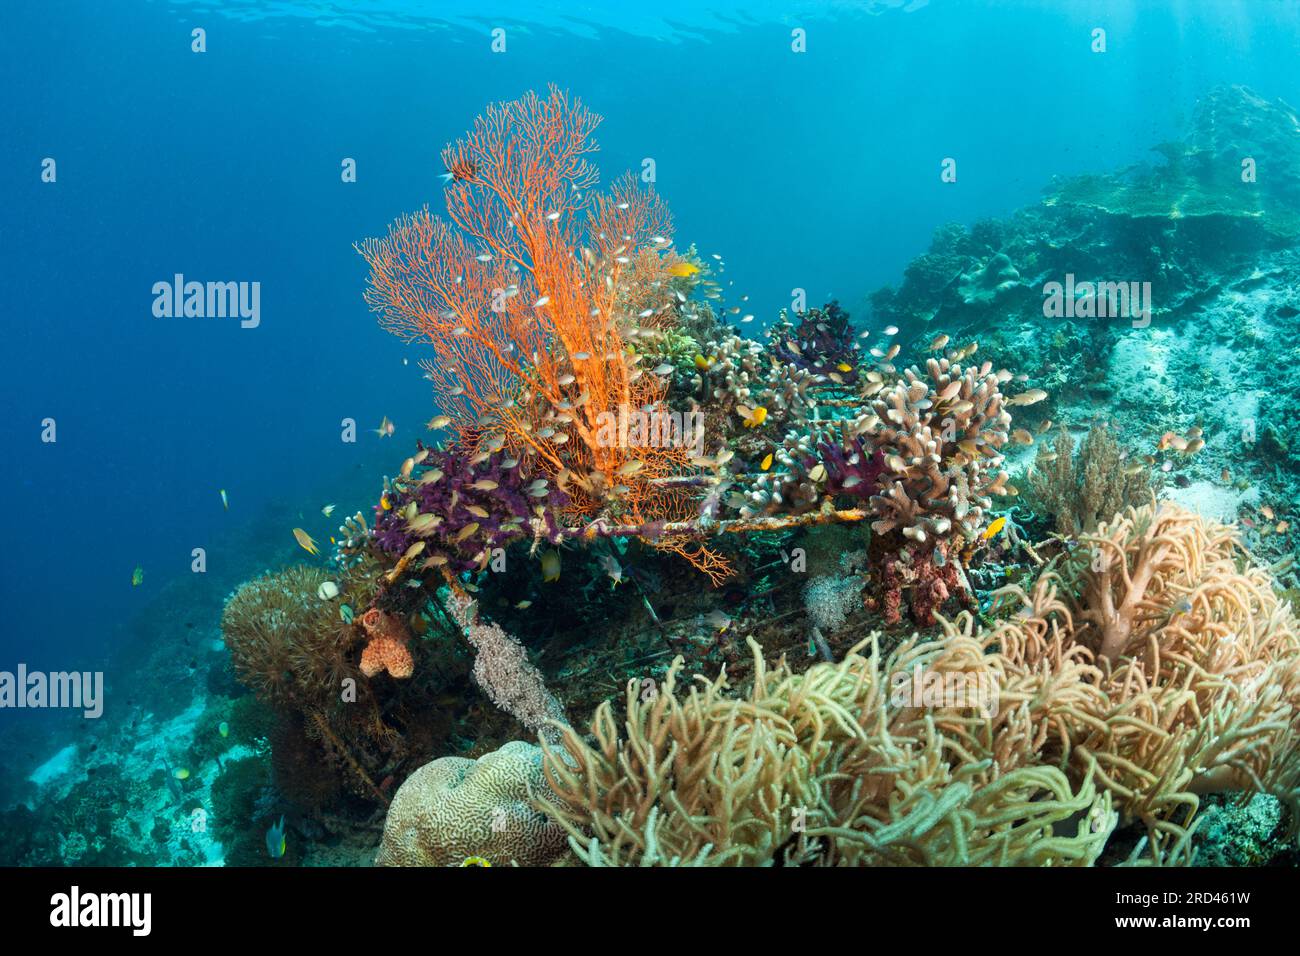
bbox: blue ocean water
[1,0,1297,713]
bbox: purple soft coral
[770,300,860,384]
[804,435,885,502]
[372,444,570,574]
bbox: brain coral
[375,741,568,867]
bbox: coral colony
[30,83,1300,869]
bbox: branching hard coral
[868,355,1012,545]
[1027,423,1157,536]
[691,331,816,442]
[860,354,1013,623]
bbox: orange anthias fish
[293,528,319,556]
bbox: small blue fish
[266,815,287,859]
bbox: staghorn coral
[376,741,568,866]
[1027,423,1156,535]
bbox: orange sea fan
[357,87,701,530]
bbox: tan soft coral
[533,502,1300,866]
[1052,503,1300,846]
[536,635,1114,867]
[358,608,413,679]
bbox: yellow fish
[693,354,714,371]
[836,362,853,373]
[743,406,768,428]
[380,494,392,511]
[293,528,319,555]
[760,452,773,471]
[667,262,700,278]
[131,566,144,587]
[541,549,561,582]
[173,768,190,781]
[982,516,1007,540]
